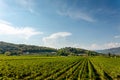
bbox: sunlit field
[0,55,120,80]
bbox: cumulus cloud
[57,10,95,22]
[104,42,120,48]
[88,42,120,50]
[42,32,72,48]
[43,32,72,41]
[0,20,42,39]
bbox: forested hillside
[0,41,98,56]
[57,47,98,56]
[0,41,57,55]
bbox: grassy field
[0,55,120,80]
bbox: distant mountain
[96,47,120,55]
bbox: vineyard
[0,56,120,80]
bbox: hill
[96,47,120,55]
[0,41,98,56]
[57,47,98,56]
[0,41,57,55]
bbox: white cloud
[88,42,120,50]
[57,10,95,22]
[104,42,120,48]
[114,35,120,39]
[42,32,72,48]
[43,32,72,41]
[0,20,42,39]
[73,42,120,50]
[90,44,99,50]
[42,32,120,50]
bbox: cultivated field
[0,56,120,80]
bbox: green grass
[90,56,120,79]
[0,55,120,79]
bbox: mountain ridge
[96,47,120,54]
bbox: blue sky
[0,0,120,50]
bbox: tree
[5,51,11,56]
[57,49,69,56]
[108,52,111,57]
